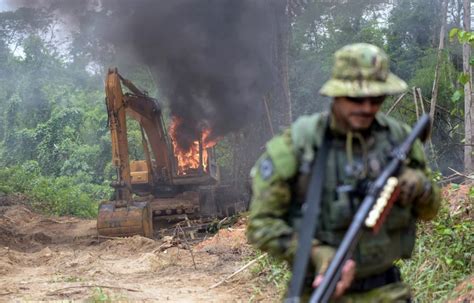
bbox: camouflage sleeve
[406,138,441,221]
[246,129,300,262]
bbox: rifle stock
[309,114,430,303]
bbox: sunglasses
[346,96,386,105]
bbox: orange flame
[169,117,217,175]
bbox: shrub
[0,163,111,218]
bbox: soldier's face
[332,96,385,131]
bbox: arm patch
[266,132,298,180]
[259,158,274,180]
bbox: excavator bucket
[97,201,153,238]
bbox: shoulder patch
[259,157,274,180]
[266,131,298,179]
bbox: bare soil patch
[0,198,276,302]
[441,183,473,221]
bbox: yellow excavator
[97,68,220,238]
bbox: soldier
[247,43,440,302]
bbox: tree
[463,0,473,172]
[430,0,449,128]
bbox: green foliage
[90,287,128,302]
[447,33,473,116]
[290,1,387,117]
[0,162,110,218]
[449,28,474,45]
[457,72,470,85]
[0,7,113,187]
[215,136,234,171]
[0,7,139,218]
[251,251,290,296]
[91,287,111,302]
[399,191,473,302]
[126,119,146,161]
[386,0,442,81]
[451,89,464,103]
[449,28,474,106]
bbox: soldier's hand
[311,245,356,298]
[398,167,428,206]
[312,259,356,298]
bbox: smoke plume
[7,0,274,150]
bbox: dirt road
[0,195,276,302]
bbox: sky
[0,1,10,11]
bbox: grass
[91,287,110,302]
[250,251,291,298]
[89,287,129,302]
[398,188,473,302]
[48,275,85,283]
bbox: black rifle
[285,120,331,303]
[310,114,431,302]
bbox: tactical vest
[288,112,416,278]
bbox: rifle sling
[285,125,331,302]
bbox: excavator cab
[130,160,150,185]
[97,68,220,239]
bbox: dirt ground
[0,195,277,302]
[1,187,472,302]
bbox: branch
[177,223,197,270]
[46,285,140,296]
[385,92,407,116]
[263,95,275,137]
[417,88,426,113]
[413,86,420,119]
[448,167,474,179]
[97,235,123,240]
[390,89,464,123]
[208,253,268,289]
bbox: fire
[169,117,217,175]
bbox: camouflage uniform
[247,44,441,302]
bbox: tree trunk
[429,0,448,128]
[463,0,473,172]
[268,0,292,130]
[230,0,292,190]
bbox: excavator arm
[124,93,173,184]
[105,68,132,201]
[97,68,155,238]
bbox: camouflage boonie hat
[319,43,407,97]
